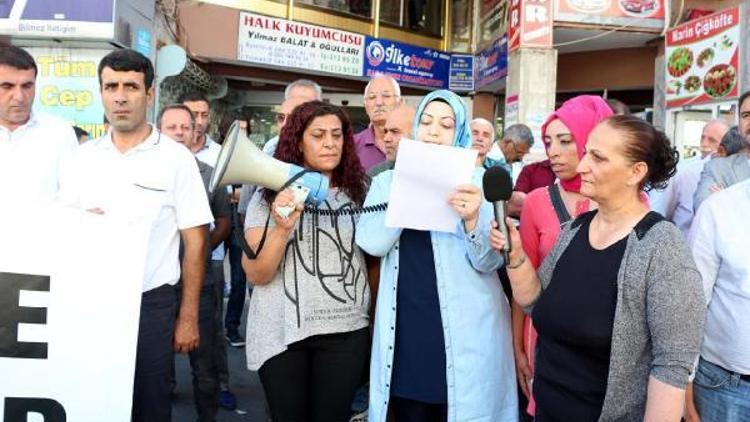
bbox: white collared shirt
[0,112,78,209]
[688,178,750,374]
[650,155,709,237]
[59,126,214,292]
[196,135,221,167]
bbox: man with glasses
[355,73,403,171]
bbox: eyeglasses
[365,92,397,102]
[276,113,287,125]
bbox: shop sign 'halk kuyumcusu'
[665,7,741,108]
[237,12,365,77]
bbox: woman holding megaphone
[241,101,371,422]
[356,90,518,422]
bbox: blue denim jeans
[693,357,750,422]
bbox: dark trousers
[132,284,177,422]
[258,328,370,422]
[390,396,447,422]
[176,282,220,422]
[210,260,230,388]
[224,232,248,336]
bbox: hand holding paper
[385,139,478,232]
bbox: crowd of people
[2,42,749,422]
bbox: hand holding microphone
[483,166,514,262]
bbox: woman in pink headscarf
[511,95,613,418]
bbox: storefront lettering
[669,10,736,43]
[283,23,362,45]
[384,44,435,70]
[40,86,93,111]
[694,12,733,38]
[37,56,96,78]
[243,15,281,31]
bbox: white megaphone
[210,122,329,205]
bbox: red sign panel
[509,0,553,52]
[665,7,741,108]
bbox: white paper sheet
[385,139,478,232]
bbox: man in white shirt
[650,119,729,237]
[685,178,750,421]
[59,49,213,422]
[0,45,78,208]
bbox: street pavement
[172,291,268,421]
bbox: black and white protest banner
[0,207,149,422]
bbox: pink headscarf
[541,95,613,192]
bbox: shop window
[477,0,507,49]
[451,0,472,52]
[379,0,401,24]
[296,0,372,19]
[379,0,444,37]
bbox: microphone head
[483,166,514,202]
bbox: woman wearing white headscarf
[356,90,517,422]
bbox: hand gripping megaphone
[209,122,329,206]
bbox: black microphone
[482,166,514,262]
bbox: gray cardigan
[529,211,705,421]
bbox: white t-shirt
[0,112,78,209]
[196,135,227,261]
[59,126,214,292]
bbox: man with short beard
[59,50,213,422]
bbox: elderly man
[158,103,232,421]
[261,79,322,156]
[693,92,750,210]
[355,74,403,171]
[368,104,416,178]
[650,119,729,237]
[470,117,496,168]
[484,123,534,173]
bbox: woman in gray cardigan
[492,115,706,421]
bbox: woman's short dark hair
[262,101,366,206]
[0,45,37,75]
[98,49,154,89]
[604,115,678,191]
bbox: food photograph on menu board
[665,7,741,108]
